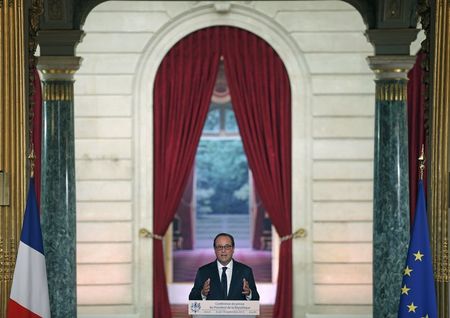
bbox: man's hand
[201,278,211,297]
[242,278,250,296]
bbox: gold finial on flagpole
[418,144,425,180]
[28,147,36,178]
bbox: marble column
[37,56,81,318]
[367,55,416,318]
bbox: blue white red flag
[7,178,50,318]
[398,180,437,318]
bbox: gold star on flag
[421,315,429,318]
[407,302,418,312]
[401,284,410,295]
[403,266,413,276]
[414,250,424,261]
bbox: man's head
[213,233,235,266]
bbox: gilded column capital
[367,55,417,80]
[37,56,82,81]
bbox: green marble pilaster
[368,56,416,318]
[37,56,81,318]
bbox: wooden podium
[188,300,260,317]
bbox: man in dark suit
[189,233,260,301]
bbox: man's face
[214,235,234,266]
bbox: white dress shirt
[217,259,233,295]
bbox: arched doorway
[131,4,311,317]
[150,26,294,318]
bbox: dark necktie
[221,267,228,299]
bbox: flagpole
[397,144,438,318]
[418,144,425,181]
[7,168,51,318]
[28,148,35,178]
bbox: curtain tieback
[139,228,163,240]
[280,228,307,242]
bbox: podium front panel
[188,300,259,317]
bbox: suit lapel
[209,262,222,299]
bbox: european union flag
[398,180,437,318]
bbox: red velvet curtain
[252,189,265,249]
[175,168,194,249]
[32,67,42,205]
[222,27,292,318]
[407,51,426,224]
[152,29,220,318]
[153,27,292,317]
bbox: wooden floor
[171,304,273,318]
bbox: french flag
[7,178,50,318]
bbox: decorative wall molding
[383,0,401,19]
[46,0,64,20]
[417,0,431,136]
[0,238,17,283]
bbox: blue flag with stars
[398,180,437,318]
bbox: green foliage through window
[196,139,249,215]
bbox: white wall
[74,1,425,317]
